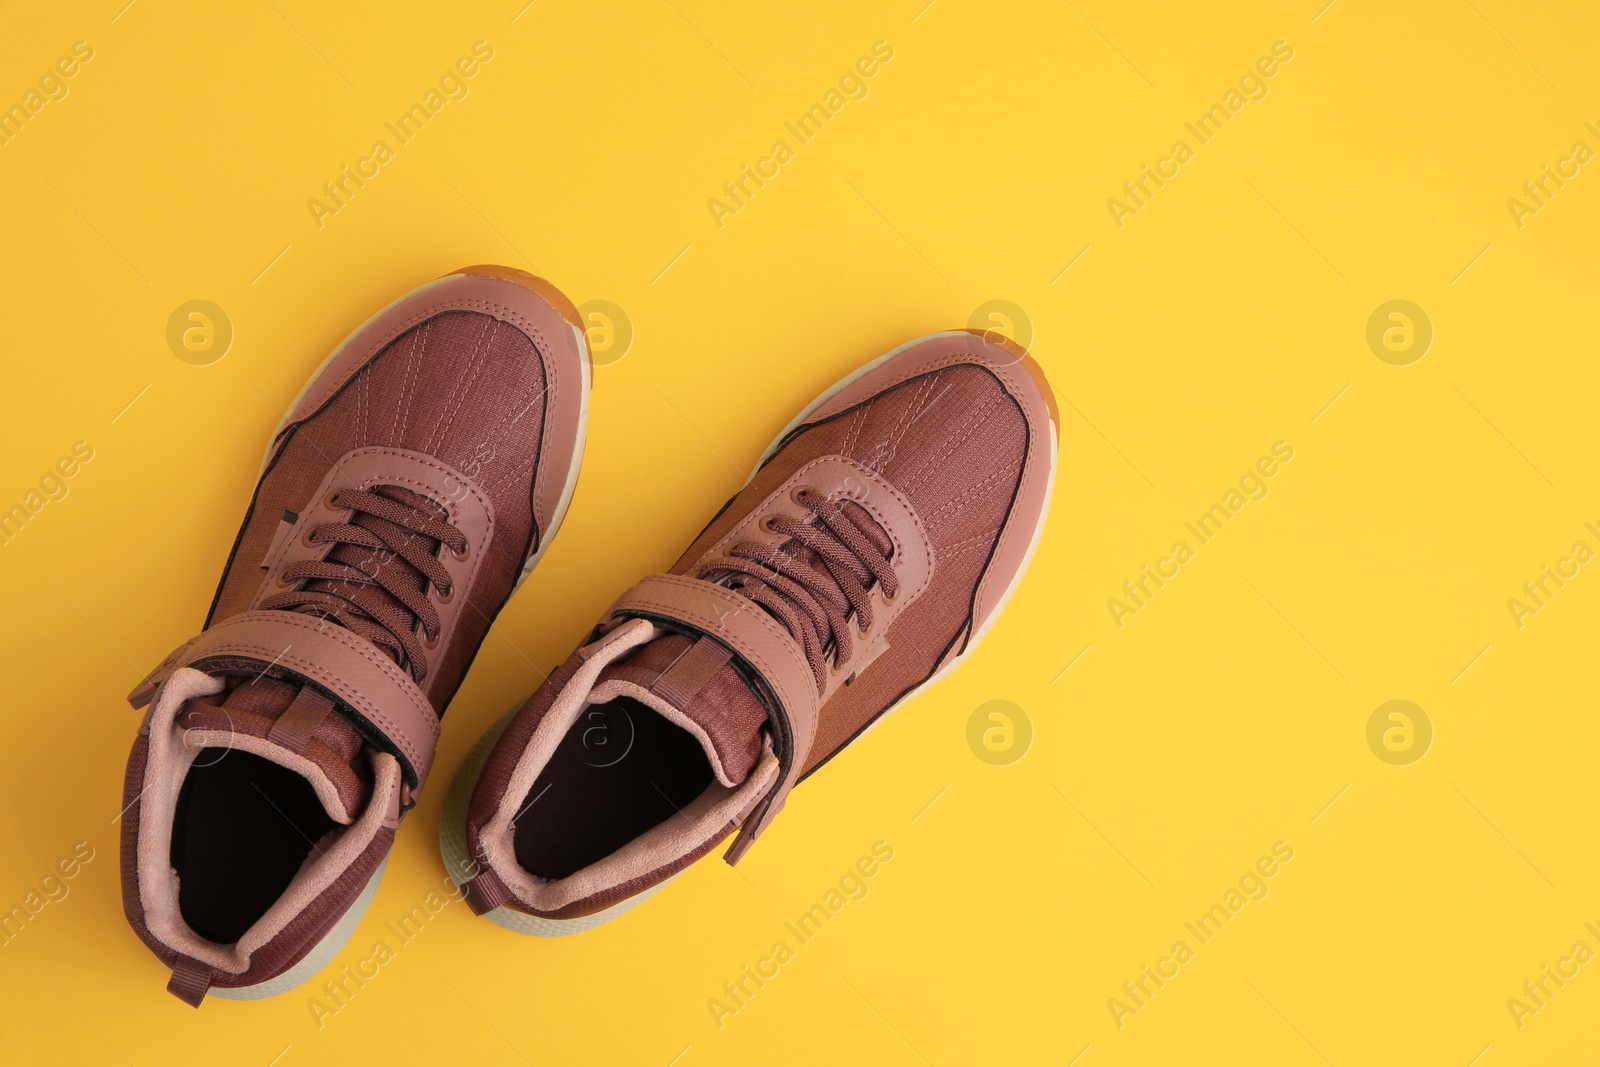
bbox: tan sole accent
[955,326,1060,429]
[454,264,586,333]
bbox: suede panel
[465,653,586,862]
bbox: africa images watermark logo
[1106,441,1294,628]
[706,41,895,230]
[1107,840,1295,1029]
[306,866,476,1028]
[166,300,234,366]
[0,440,96,549]
[0,40,95,148]
[706,841,895,1029]
[0,841,96,948]
[1106,40,1295,229]
[1505,120,1600,231]
[1505,920,1600,1031]
[306,41,495,230]
[1504,522,1600,630]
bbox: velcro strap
[127,610,440,795]
[604,573,818,861]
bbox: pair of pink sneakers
[120,266,1057,1004]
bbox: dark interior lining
[512,697,714,880]
[170,749,337,945]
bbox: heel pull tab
[463,867,512,915]
[167,955,213,1007]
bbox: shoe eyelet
[790,485,815,506]
[422,630,441,651]
[881,587,898,605]
[451,543,470,562]
[435,584,454,606]
[324,490,345,511]
[759,514,781,533]
[299,525,321,550]
[275,570,295,588]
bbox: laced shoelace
[258,487,467,683]
[698,488,899,688]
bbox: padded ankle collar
[604,574,818,864]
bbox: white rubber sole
[438,702,673,935]
[441,331,1056,933]
[219,275,591,989]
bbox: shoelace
[698,487,898,688]
[258,487,467,683]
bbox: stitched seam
[841,404,869,458]
[922,466,1014,529]
[972,409,1045,626]
[229,611,435,727]
[935,526,1003,557]
[880,373,936,461]
[796,456,932,604]
[827,477,934,607]
[185,625,437,770]
[625,588,810,701]
[740,346,1055,658]
[623,596,814,737]
[475,357,554,498]
[899,390,1005,494]
[813,351,1036,425]
[426,316,492,454]
[291,292,563,426]
[514,330,560,520]
[617,579,817,720]
[940,532,1002,563]
[393,318,430,445]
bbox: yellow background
[1,1,1597,1063]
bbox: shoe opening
[170,748,337,944]
[511,696,714,880]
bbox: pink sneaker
[444,329,1056,932]
[120,266,590,1003]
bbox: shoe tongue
[595,633,769,786]
[175,675,375,823]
